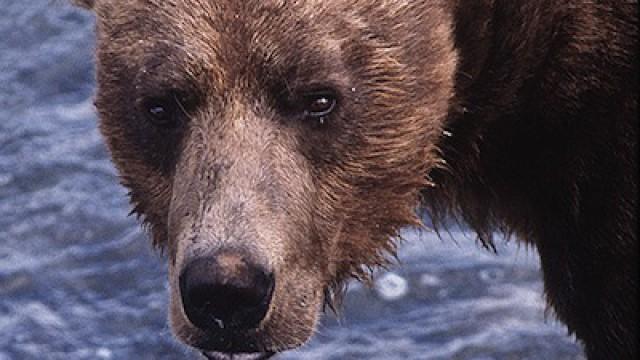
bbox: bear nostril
[179,254,274,331]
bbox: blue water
[0,2,585,359]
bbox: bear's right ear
[71,0,95,10]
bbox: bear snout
[178,251,275,333]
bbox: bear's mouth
[201,351,275,360]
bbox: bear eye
[141,95,184,129]
[303,92,337,120]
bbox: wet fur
[74,0,637,359]
[426,2,638,358]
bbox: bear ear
[71,0,95,9]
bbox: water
[0,2,585,359]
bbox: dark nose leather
[179,252,274,331]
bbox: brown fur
[74,0,637,359]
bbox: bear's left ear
[71,0,95,10]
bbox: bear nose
[179,252,275,331]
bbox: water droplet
[479,268,505,283]
[96,348,112,359]
[419,273,441,287]
[213,318,225,329]
[0,174,12,187]
[374,272,409,301]
[437,289,449,298]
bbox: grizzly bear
[73,0,637,359]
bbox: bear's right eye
[140,95,184,129]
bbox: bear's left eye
[303,92,337,120]
[141,95,183,129]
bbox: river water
[0,2,584,359]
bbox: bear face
[80,0,457,357]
